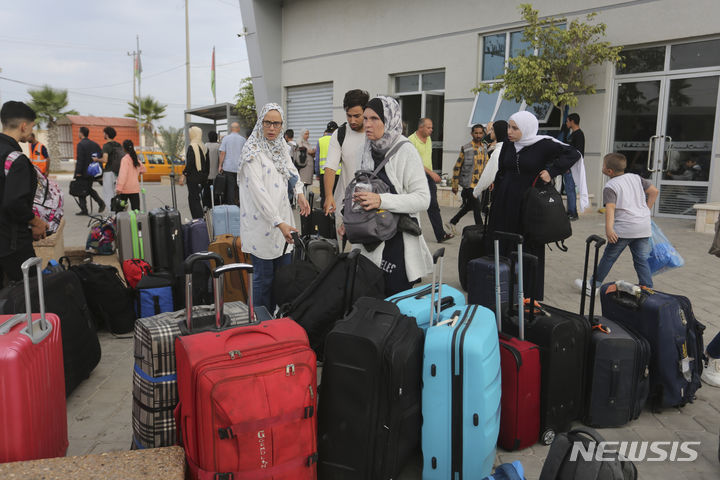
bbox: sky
[0,0,250,129]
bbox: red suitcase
[0,257,68,462]
[494,232,541,451]
[175,263,318,480]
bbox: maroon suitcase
[494,232,541,451]
[0,257,68,462]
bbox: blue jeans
[707,332,720,358]
[594,237,653,288]
[250,253,291,313]
[563,171,576,216]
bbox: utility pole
[137,35,143,148]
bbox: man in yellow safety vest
[314,121,338,207]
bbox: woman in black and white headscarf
[350,96,433,295]
[489,111,582,300]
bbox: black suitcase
[467,254,510,313]
[318,296,423,479]
[500,242,591,445]
[0,270,101,396]
[458,224,486,291]
[149,207,184,275]
[212,173,227,205]
[582,235,651,427]
[301,191,337,241]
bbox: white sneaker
[701,356,720,388]
[574,278,599,296]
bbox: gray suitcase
[117,210,153,266]
[131,252,250,449]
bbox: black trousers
[118,193,140,211]
[426,175,447,241]
[187,180,205,219]
[76,177,104,213]
[0,244,35,288]
[450,187,483,225]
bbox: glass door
[611,75,719,216]
[655,75,718,216]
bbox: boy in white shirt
[575,153,659,293]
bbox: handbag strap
[370,140,410,178]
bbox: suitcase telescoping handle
[183,251,225,331]
[429,248,445,327]
[493,231,524,338]
[0,257,52,343]
[580,235,606,321]
[213,263,255,325]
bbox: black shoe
[98,202,106,213]
[568,214,579,221]
[76,211,89,216]
[439,232,455,243]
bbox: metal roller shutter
[286,82,333,146]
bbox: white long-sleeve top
[238,148,303,260]
[474,141,502,198]
[353,141,434,282]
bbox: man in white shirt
[218,121,246,205]
[323,89,370,238]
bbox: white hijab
[509,110,589,211]
[240,103,292,180]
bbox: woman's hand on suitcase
[297,193,311,216]
[278,222,299,243]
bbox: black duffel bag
[522,176,572,246]
[69,177,91,197]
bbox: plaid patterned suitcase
[131,252,249,449]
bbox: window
[468,89,562,131]
[617,46,665,74]
[394,71,445,170]
[481,25,564,81]
[670,39,720,70]
[145,153,166,165]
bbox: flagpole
[137,35,143,148]
[212,46,216,105]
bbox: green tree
[475,4,623,110]
[125,96,167,146]
[234,77,257,130]
[157,126,185,175]
[27,85,78,172]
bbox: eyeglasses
[262,120,283,129]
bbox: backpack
[135,272,175,319]
[122,258,153,289]
[4,151,64,234]
[69,263,137,334]
[86,216,116,255]
[539,427,637,480]
[337,122,348,147]
[342,140,408,245]
[522,175,572,247]
[294,145,308,168]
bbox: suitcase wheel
[541,428,556,445]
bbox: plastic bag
[648,220,684,275]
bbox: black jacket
[0,133,38,253]
[75,137,102,177]
[183,146,209,183]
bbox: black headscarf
[492,120,508,143]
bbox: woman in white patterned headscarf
[352,96,433,296]
[238,103,310,312]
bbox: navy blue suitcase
[467,255,510,313]
[387,248,465,330]
[181,219,209,259]
[600,281,705,409]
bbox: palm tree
[157,126,185,175]
[125,96,167,147]
[27,85,78,173]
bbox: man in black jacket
[564,113,585,221]
[74,126,105,215]
[0,101,48,285]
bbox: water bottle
[352,181,372,212]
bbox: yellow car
[135,149,184,182]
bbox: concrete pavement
[54,177,720,478]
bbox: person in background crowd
[27,132,49,175]
[99,126,122,209]
[574,152,658,294]
[473,120,508,207]
[489,111,580,300]
[115,139,146,211]
[447,123,489,233]
[351,96,433,296]
[182,126,209,219]
[703,331,720,387]
[408,118,453,242]
[74,126,105,215]
[238,103,310,313]
[204,130,220,207]
[0,101,47,286]
[668,156,703,181]
[296,129,316,193]
[218,121,246,205]
[564,113,585,221]
[284,129,296,156]
[323,89,370,238]
[315,121,338,207]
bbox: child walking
[575,152,658,293]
